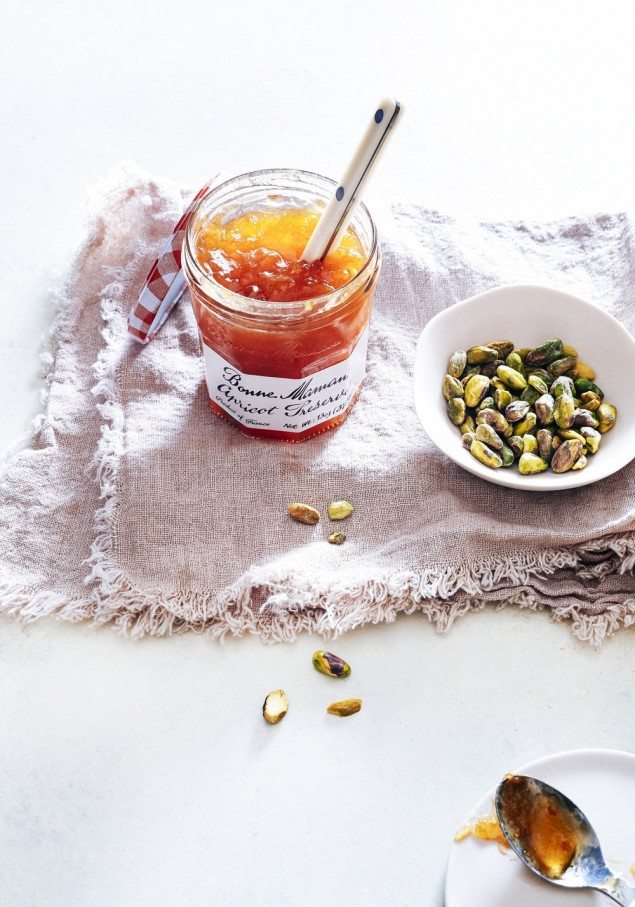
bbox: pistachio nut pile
[442,339,617,475]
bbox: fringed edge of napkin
[85,519,635,646]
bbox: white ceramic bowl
[414,284,635,491]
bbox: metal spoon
[495,775,635,905]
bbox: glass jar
[182,168,380,442]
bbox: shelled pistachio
[263,690,289,724]
[327,699,362,717]
[313,650,351,678]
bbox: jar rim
[182,168,378,321]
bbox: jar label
[202,324,370,433]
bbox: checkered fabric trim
[128,178,217,343]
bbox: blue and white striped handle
[301,96,403,262]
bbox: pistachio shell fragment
[263,690,288,724]
[464,374,491,407]
[497,365,527,391]
[448,350,467,378]
[447,397,466,425]
[328,532,346,545]
[475,423,504,451]
[597,403,617,434]
[470,439,503,469]
[505,400,530,423]
[312,650,351,678]
[551,438,584,473]
[442,374,464,401]
[327,698,362,717]
[525,339,564,368]
[518,453,548,474]
[467,345,498,364]
[288,503,320,525]
[328,500,354,521]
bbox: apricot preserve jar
[182,169,380,441]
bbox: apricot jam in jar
[182,169,380,441]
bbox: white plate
[414,285,635,491]
[445,749,635,906]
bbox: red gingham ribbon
[127,177,217,344]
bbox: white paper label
[203,325,369,433]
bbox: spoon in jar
[495,774,635,905]
[300,96,403,262]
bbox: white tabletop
[1,2,634,904]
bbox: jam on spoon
[496,774,635,905]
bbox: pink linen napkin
[1,163,634,643]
